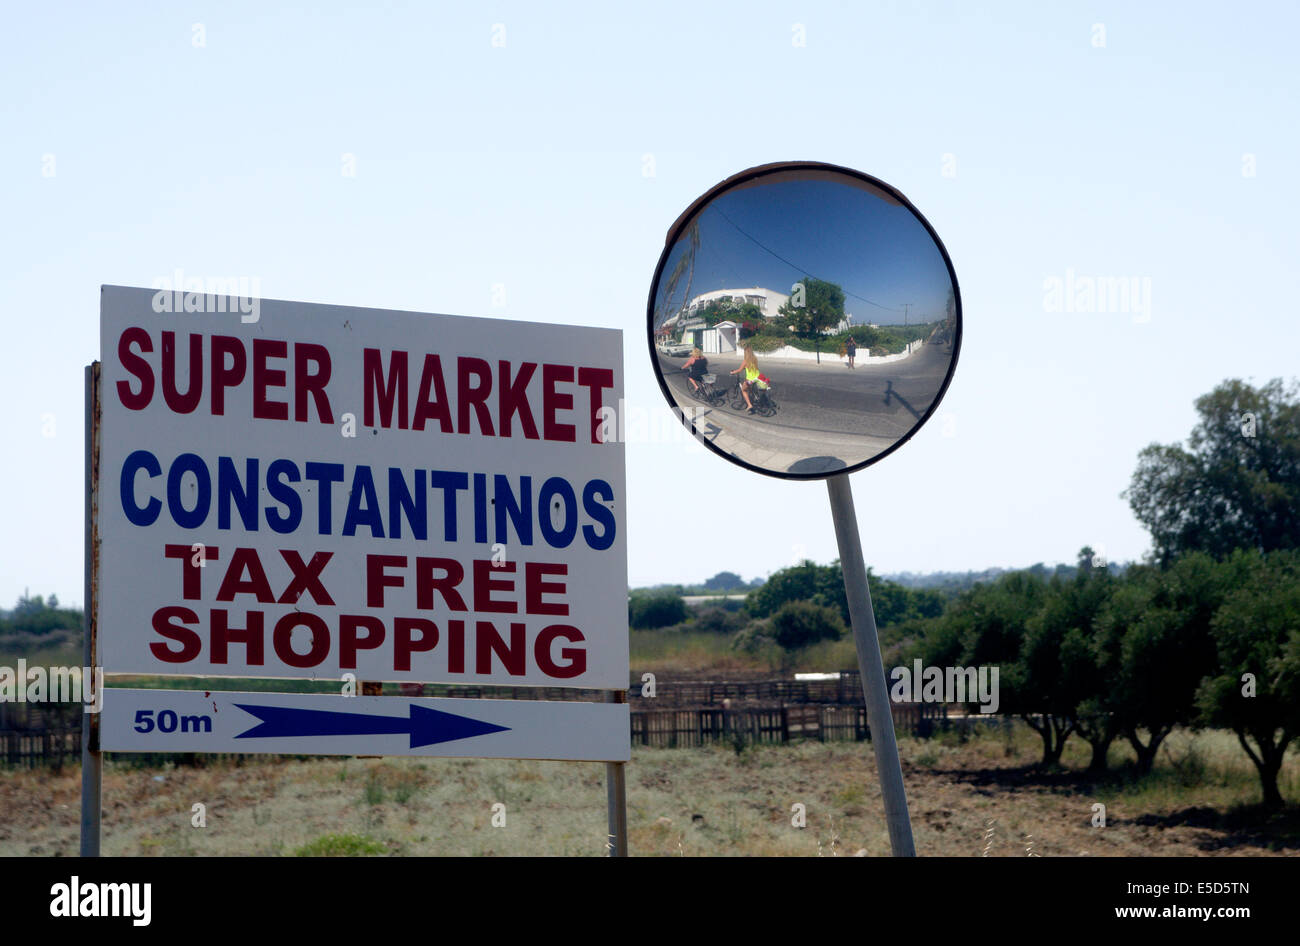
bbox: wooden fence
[0,701,80,731]
[424,671,867,707]
[627,674,866,707]
[2,702,946,766]
[1,670,960,767]
[2,729,81,769]
[0,702,82,768]
[630,702,946,749]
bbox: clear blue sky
[656,176,953,323]
[3,1,1298,606]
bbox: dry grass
[2,721,1295,856]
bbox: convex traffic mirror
[647,162,961,478]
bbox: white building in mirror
[671,318,739,354]
[685,287,791,318]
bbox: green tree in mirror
[778,278,845,364]
[695,298,761,328]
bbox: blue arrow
[233,702,510,748]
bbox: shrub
[745,335,783,353]
[731,622,776,654]
[746,560,849,625]
[629,592,688,629]
[692,606,741,635]
[769,600,844,650]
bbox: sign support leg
[604,690,629,856]
[826,474,916,856]
[81,363,101,857]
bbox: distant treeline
[882,561,1131,594]
[632,561,1130,599]
[0,593,82,659]
[633,571,763,596]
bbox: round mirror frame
[645,160,964,480]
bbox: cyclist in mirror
[682,347,709,395]
[730,345,763,413]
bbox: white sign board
[100,688,630,761]
[98,286,627,688]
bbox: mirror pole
[604,689,629,857]
[826,473,916,856]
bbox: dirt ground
[4,723,1296,856]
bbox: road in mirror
[649,166,959,478]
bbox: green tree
[0,592,82,639]
[779,278,845,363]
[1096,555,1239,774]
[698,299,761,327]
[1124,378,1300,566]
[747,561,834,620]
[769,600,844,650]
[919,572,1056,763]
[1197,550,1300,807]
[970,573,1060,764]
[748,559,948,650]
[1022,560,1118,771]
[13,591,47,616]
[702,571,746,592]
[866,575,944,628]
[628,592,687,629]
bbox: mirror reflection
[648,165,960,478]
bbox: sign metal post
[827,474,915,856]
[80,363,102,857]
[604,689,628,856]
